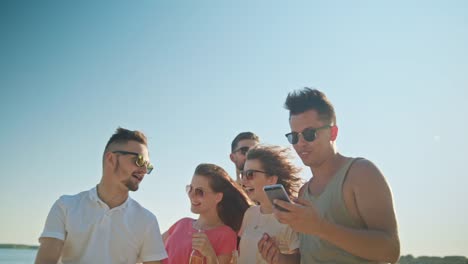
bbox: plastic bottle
[230,249,238,264]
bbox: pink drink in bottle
[189,229,205,264]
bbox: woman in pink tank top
[162,163,252,264]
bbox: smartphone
[263,184,291,212]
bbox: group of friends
[34,88,400,264]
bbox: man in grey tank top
[258,88,400,264]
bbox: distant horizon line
[0,243,466,258]
[0,243,38,249]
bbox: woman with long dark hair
[163,163,251,264]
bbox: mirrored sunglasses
[112,150,154,174]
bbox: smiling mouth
[132,174,142,181]
[243,187,254,194]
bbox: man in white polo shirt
[35,127,168,264]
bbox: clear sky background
[1,0,467,258]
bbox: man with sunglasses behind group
[258,88,400,264]
[35,127,167,264]
[230,131,260,185]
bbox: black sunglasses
[240,169,267,181]
[112,150,154,174]
[285,125,332,145]
[233,146,250,155]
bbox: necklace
[193,219,223,231]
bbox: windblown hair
[246,145,303,199]
[231,132,260,152]
[195,163,252,232]
[104,127,147,150]
[284,87,337,125]
[102,127,148,162]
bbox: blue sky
[1,0,467,257]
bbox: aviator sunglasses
[240,169,267,181]
[285,125,332,145]
[112,150,154,174]
[186,185,215,198]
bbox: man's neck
[235,168,242,185]
[310,153,347,182]
[259,200,274,214]
[96,181,129,209]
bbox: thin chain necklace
[193,219,223,230]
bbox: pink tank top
[163,218,237,264]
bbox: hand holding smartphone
[263,184,291,212]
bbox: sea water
[0,248,37,264]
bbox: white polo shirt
[40,187,167,264]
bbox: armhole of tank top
[341,157,367,227]
[299,180,310,199]
[338,157,364,199]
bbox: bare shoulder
[346,158,389,191]
[344,158,397,231]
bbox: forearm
[35,251,60,264]
[316,220,399,263]
[35,238,63,264]
[35,253,60,264]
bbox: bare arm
[274,159,400,263]
[318,159,400,262]
[143,261,162,264]
[34,238,63,264]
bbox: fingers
[272,202,295,224]
[258,233,279,263]
[192,232,208,239]
[258,233,268,252]
[265,241,279,263]
[293,197,312,206]
[271,209,284,223]
[274,199,296,211]
[258,234,269,260]
[191,233,209,251]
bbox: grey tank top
[299,158,377,264]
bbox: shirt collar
[89,186,131,210]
